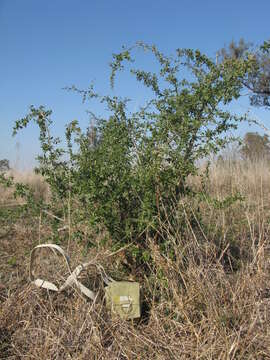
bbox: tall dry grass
[210,159,270,200]
[1,161,270,359]
[0,170,49,206]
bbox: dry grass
[0,170,49,206]
[210,159,270,201]
[1,163,270,359]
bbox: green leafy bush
[12,43,252,256]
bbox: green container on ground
[105,281,141,319]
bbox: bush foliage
[10,43,255,257]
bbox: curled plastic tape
[29,243,114,300]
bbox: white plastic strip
[29,243,113,300]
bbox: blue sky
[0,0,269,169]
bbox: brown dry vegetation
[0,170,49,206]
[1,163,270,359]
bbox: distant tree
[86,121,99,149]
[220,39,270,109]
[216,154,225,166]
[0,159,10,172]
[240,132,270,162]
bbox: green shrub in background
[11,43,254,259]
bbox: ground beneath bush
[1,204,270,359]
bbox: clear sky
[0,0,269,169]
